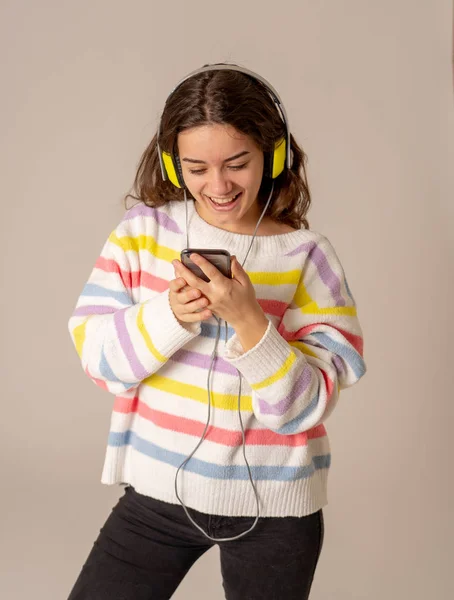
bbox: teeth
[209,194,238,204]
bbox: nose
[208,169,233,197]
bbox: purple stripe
[287,241,345,306]
[72,305,117,316]
[258,363,313,416]
[171,349,238,376]
[332,355,345,374]
[124,203,182,234]
[285,242,310,257]
[114,309,148,380]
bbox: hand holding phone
[180,249,232,283]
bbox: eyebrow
[181,151,250,164]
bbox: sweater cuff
[142,289,201,358]
[223,321,297,384]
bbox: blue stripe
[200,321,235,341]
[311,332,366,379]
[344,276,356,303]
[82,283,131,306]
[272,392,320,435]
[99,348,127,386]
[108,430,330,481]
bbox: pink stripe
[279,322,363,356]
[278,323,320,340]
[112,396,327,447]
[85,365,108,391]
[95,258,169,293]
[257,298,288,318]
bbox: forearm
[69,289,200,393]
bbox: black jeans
[68,486,324,600]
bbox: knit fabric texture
[68,200,366,517]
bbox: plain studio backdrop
[1,1,453,598]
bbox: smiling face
[177,123,266,234]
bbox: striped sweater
[68,200,366,517]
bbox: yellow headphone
[157,64,291,189]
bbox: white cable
[175,183,274,541]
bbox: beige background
[1,1,453,598]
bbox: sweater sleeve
[223,234,366,434]
[68,214,201,395]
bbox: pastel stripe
[288,340,319,359]
[248,269,300,286]
[273,393,320,435]
[251,351,297,391]
[171,349,239,377]
[95,257,169,293]
[257,298,288,318]
[310,332,366,378]
[113,309,148,380]
[81,283,131,306]
[73,320,87,358]
[72,305,118,316]
[107,430,331,481]
[67,200,367,518]
[136,304,167,363]
[143,374,253,412]
[124,203,183,234]
[258,362,313,416]
[112,397,327,446]
[109,232,179,263]
[200,321,235,341]
[99,348,125,384]
[290,241,346,306]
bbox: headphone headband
[157,64,291,184]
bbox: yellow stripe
[248,269,301,286]
[109,233,179,262]
[251,352,296,391]
[143,374,252,412]
[73,320,87,358]
[289,340,319,359]
[300,302,357,317]
[136,305,166,363]
[293,281,357,316]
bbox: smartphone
[180,249,232,283]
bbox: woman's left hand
[172,253,264,329]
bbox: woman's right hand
[169,277,212,324]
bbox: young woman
[67,63,366,599]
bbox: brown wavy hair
[125,65,311,229]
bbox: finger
[178,287,202,305]
[182,296,209,313]
[189,253,224,283]
[230,256,247,283]
[169,277,188,293]
[172,259,208,292]
[179,309,212,323]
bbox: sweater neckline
[180,200,308,260]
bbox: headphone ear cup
[263,151,273,178]
[271,138,286,179]
[162,151,183,188]
[174,154,185,188]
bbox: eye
[188,169,207,175]
[228,163,247,171]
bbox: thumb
[231,256,247,282]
